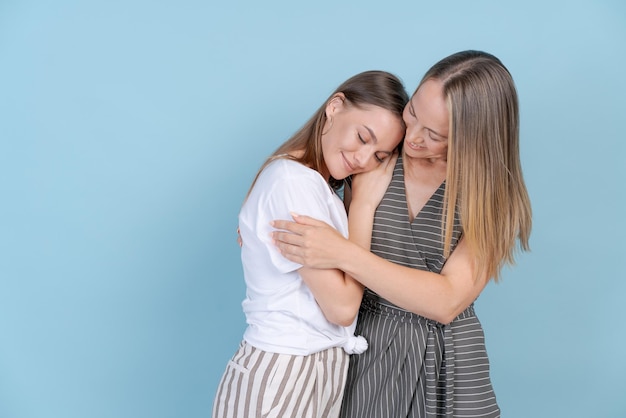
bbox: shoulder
[246,158,332,207]
[259,158,326,188]
[264,158,313,175]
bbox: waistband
[361,291,475,327]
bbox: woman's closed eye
[428,129,445,142]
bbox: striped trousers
[212,341,350,418]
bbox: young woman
[212,71,408,418]
[272,50,532,417]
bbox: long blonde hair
[421,50,532,281]
[246,71,408,197]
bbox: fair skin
[296,94,404,326]
[318,93,404,181]
[272,80,489,325]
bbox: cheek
[321,130,339,151]
[340,132,359,150]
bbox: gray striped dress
[339,154,500,418]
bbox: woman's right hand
[271,214,350,269]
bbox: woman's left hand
[350,151,397,210]
[271,214,349,269]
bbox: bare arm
[298,267,362,327]
[340,236,488,324]
[272,216,489,325]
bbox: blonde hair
[420,50,532,281]
[246,71,408,197]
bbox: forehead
[347,103,398,125]
[413,79,445,106]
[411,79,449,131]
[349,105,404,147]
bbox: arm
[298,267,362,327]
[342,235,488,324]
[345,152,397,247]
[244,162,360,328]
[242,222,360,325]
[300,203,370,327]
[272,216,489,325]
[297,154,398,326]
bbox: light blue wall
[1,1,625,417]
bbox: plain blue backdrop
[1,1,625,417]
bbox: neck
[402,151,447,182]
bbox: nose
[405,125,424,144]
[354,147,376,169]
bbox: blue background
[1,1,625,417]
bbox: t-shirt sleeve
[254,169,337,274]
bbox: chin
[403,148,421,158]
[329,169,348,181]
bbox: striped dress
[339,154,500,418]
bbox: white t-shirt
[238,158,367,355]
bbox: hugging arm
[240,166,365,328]
[289,188,365,328]
[272,153,398,326]
[272,214,488,326]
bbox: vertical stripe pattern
[339,154,500,418]
[212,342,349,418]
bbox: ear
[325,92,346,118]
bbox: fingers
[277,244,304,264]
[270,214,331,231]
[271,219,306,235]
[273,234,306,264]
[272,230,303,246]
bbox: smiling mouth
[342,153,355,171]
